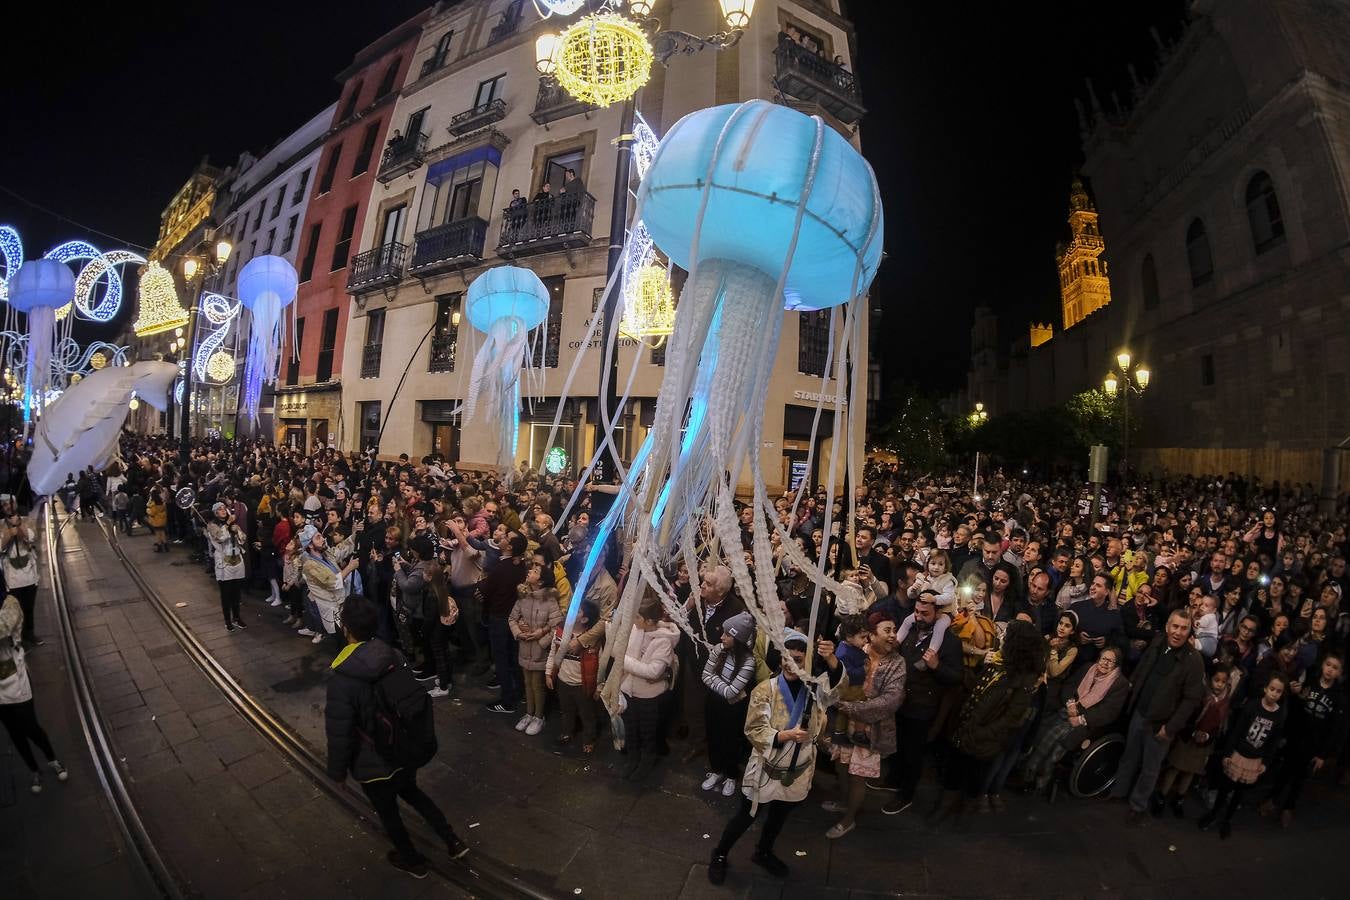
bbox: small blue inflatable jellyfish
[463,265,551,476]
[558,101,884,713]
[236,255,299,424]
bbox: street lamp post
[969,402,987,499]
[535,0,752,481]
[1102,350,1150,480]
[179,240,232,468]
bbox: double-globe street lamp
[179,240,233,467]
[1102,349,1150,475]
[534,0,755,479]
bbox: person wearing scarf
[207,501,249,632]
[1021,645,1128,795]
[707,628,841,887]
[298,524,359,646]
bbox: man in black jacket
[879,592,964,814]
[1109,609,1205,824]
[326,597,467,878]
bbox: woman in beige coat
[708,628,841,886]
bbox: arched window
[1141,253,1159,310]
[1186,218,1214,287]
[1245,171,1285,253]
[377,58,402,97]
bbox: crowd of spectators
[17,432,1350,879]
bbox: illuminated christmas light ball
[89,351,108,370]
[206,350,236,384]
[554,14,653,107]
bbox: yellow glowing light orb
[89,351,107,370]
[134,260,189,337]
[129,397,139,411]
[620,263,676,340]
[206,350,236,384]
[555,14,653,108]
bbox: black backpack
[368,662,438,769]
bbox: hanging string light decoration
[554,13,654,107]
[531,0,585,16]
[44,241,144,322]
[620,261,676,341]
[132,261,189,336]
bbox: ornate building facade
[336,0,871,493]
[967,0,1350,492]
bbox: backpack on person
[368,662,438,768]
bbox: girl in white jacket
[899,550,957,654]
[620,597,679,781]
[0,595,68,794]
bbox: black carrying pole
[597,95,636,481]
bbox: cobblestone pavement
[7,517,457,899]
[45,518,1350,899]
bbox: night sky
[0,0,1187,397]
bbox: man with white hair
[676,565,746,755]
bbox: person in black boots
[1265,653,1346,827]
[326,596,468,877]
[619,596,678,781]
[709,628,841,886]
[881,592,964,814]
[1198,672,1288,839]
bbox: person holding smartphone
[0,495,39,646]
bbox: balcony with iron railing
[361,343,382,378]
[497,193,595,258]
[488,9,522,44]
[418,51,449,80]
[376,131,429,184]
[530,78,598,127]
[773,33,866,125]
[447,98,507,137]
[409,217,488,276]
[347,242,407,294]
[429,333,458,373]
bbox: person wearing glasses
[1020,645,1129,796]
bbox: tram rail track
[44,506,184,899]
[84,514,554,900]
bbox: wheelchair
[1065,731,1126,798]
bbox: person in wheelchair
[1021,644,1129,796]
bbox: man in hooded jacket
[326,596,468,878]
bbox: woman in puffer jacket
[929,619,1046,826]
[510,562,562,736]
[701,611,758,797]
[620,596,679,782]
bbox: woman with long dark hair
[700,612,758,796]
[928,619,1047,825]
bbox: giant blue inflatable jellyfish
[9,258,76,420]
[463,265,551,477]
[236,254,299,425]
[560,100,884,714]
